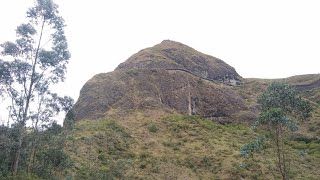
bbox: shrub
[147,123,158,133]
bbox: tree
[0,0,73,175]
[26,122,71,178]
[241,82,312,180]
[0,59,11,99]
[0,122,71,179]
[0,125,14,177]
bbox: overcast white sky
[0,0,320,122]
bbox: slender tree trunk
[28,98,42,174]
[275,127,287,180]
[27,138,36,174]
[12,124,25,175]
[27,126,40,174]
[11,18,45,176]
[280,128,288,180]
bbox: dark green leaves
[0,0,73,176]
[27,0,59,22]
[296,100,312,119]
[254,82,310,132]
[39,50,58,67]
[241,82,311,177]
[255,108,286,126]
[1,24,36,57]
[240,136,266,158]
[0,0,71,96]
[16,23,36,38]
[254,108,298,132]
[10,59,32,84]
[0,59,12,86]
[52,30,70,61]
[57,96,74,113]
[1,41,20,57]
[257,82,312,119]
[258,83,296,111]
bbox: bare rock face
[73,69,247,121]
[117,40,241,84]
[73,40,250,121]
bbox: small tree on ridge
[241,82,312,180]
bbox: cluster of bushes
[0,123,71,179]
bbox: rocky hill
[117,40,241,84]
[66,41,320,179]
[73,40,250,122]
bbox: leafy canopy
[241,82,312,179]
[257,82,311,119]
[0,0,73,127]
[0,0,74,176]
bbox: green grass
[65,118,134,179]
[62,112,320,179]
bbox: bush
[147,123,158,133]
[126,69,139,76]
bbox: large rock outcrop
[117,40,241,84]
[73,40,251,121]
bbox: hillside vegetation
[65,109,320,179]
[65,73,320,179]
[67,41,320,179]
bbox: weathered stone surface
[73,40,250,121]
[73,69,247,121]
[117,40,241,83]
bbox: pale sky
[0,0,320,123]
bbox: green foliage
[63,110,76,130]
[257,82,312,119]
[147,122,158,133]
[62,112,320,179]
[0,125,16,177]
[0,0,73,176]
[27,123,71,178]
[255,82,311,133]
[0,123,71,179]
[243,82,313,180]
[126,69,139,76]
[0,59,11,95]
[254,108,298,132]
[240,136,266,158]
[66,118,134,179]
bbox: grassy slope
[64,74,320,179]
[238,75,320,137]
[65,110,320,179]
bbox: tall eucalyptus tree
[0,0,73,174]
